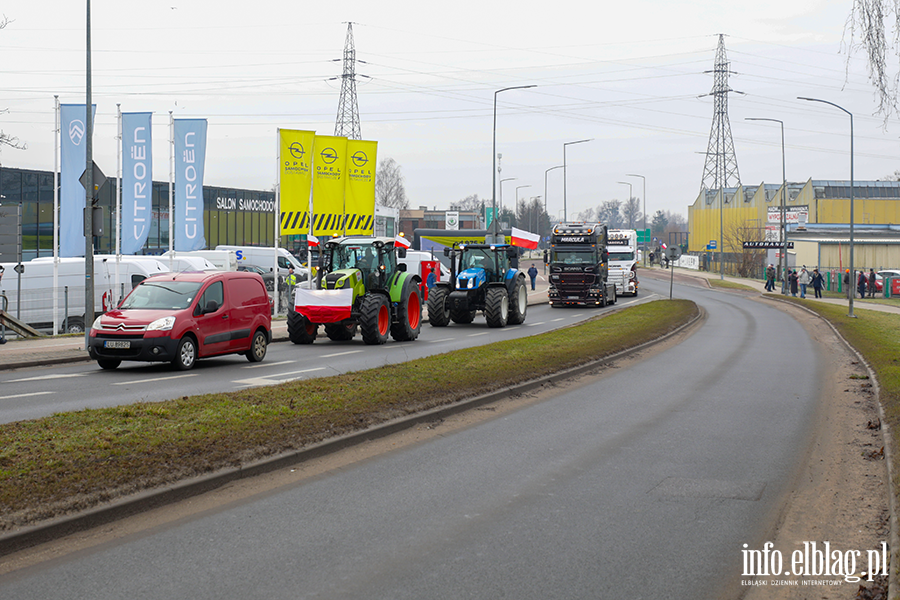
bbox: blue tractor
[427,243,528,328]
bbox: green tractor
[287,236,422,345]
[427,242,528,328]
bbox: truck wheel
[485,287,509,328]
[246,329,268,362]
[98,358,121,370]
[507,277,527,325]
[287,309,318,344]
[609,286,617,305]
[450,308,476,324]
[390,278,422,342]
[325,322,357,341]
[427,286,451,327]
[360,294,390,345]
[172,335,197,370]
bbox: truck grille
[556,273,596,292]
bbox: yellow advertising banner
[311,135,348,236]
[279,129,315,235]
[344,139,378,235]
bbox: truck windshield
[120,281,203,310]
[608,251,635,261]
[551,249,597,265]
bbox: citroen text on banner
[174,119,208,251]
[344,139,377,235]
[121,112,153,254]
[279,129,315,236]
[311,135,348,236]
[60,103,96,257]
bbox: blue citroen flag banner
[174,119,208,251]
[60,103,96,257]
[121,112,153,255]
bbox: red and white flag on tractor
[394,235,412,249]
[294,288,352,323]
[511,227,540,249]
[307,234,320,247]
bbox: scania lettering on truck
[607,229,639,296]
[548,223,616,307]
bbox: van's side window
[199,281,224,312]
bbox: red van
[89,270,272,370]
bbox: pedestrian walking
[426,266,436,290]
[798,266,810,298]
[765,264,775,292]
[789,270,799,297]
[858,271,868,299]
[844,269,851,299]
[527,263,538,291]
[869,268,877,298]
[811,268,824,299]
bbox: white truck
[1,256,170,334]
[161,250,236,271]
[214,245,307,280]
[607,229,639,296]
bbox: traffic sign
[665,246,682,261]
[708,240,717,249]
[13,263,24,275]
[79,161,108,199]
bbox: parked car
[875,269,900,293]
[88,270,272,370]
[237,264,282,291]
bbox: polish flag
[307,234,319,247]
[394,235,411,249]
[511,227,540,249]
[294,287,352,323]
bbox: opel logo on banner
[69,120,86,146]
[320,148,339,164]
[351,151,368,167]
[288,142,305,160]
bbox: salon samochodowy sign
[215,196,276,212]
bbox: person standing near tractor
[527,264,538,291]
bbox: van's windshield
[120,281,203,310]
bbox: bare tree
[846,0,900,118]
[374,157,408,209]
[0,17,25,151]
[597,200,623,229]
[573,207,596,222]
[622,196,642,229]
[516,196,549,237]
[450,194,482,212]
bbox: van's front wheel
[172,335,197,370]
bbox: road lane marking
[0,391,55,400]
[526,321,545,327]
[242,360,295,369]
[429,338,455,343]
[233,367,326,387]
[321,350,364,358]
[6,373,88,383]
[551,318,565,322]
[111,374,198,386]
[468,332,489,337]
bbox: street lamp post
[515,185,531,230]
[544,165,564,245]
[626,173,646,265]
[491,85,535,243]
[499,177,515,230]
[798,97,855,317]
[745,117,787,295]
[563,139,592,222]
[617,181,633,227]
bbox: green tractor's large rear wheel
[507,276,527,325]
[427,286,451,327]
[287,309,318,344]
[360,293,391,345]
[485,287,509,328]
[390,277,422,342]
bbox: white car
[875,269,900,293]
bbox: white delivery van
[161,250,237,271]
[215,245,308,279]
[3,256,170,333]
[96,254,215,275]
[399,250,450,281]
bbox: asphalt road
[0,276,821,598]
[0,297,649,424]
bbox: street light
[798,96,855,317]
[745,117,787,295]
[499,177,516,229]
[626,173,646,265]
[563,138,592,222]
[617,181,633,227]
[516,185,531,231]
[544,165,564,243]
[491,85,536,243]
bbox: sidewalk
[0,280,551,371]
[651,264,900,315]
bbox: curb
[0,302,702,557]
[761,294,899,598]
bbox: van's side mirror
[204,300,219,314]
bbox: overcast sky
[0,0,896,222]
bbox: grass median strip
[0,299,697,528]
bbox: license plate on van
[104,340,131,349]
